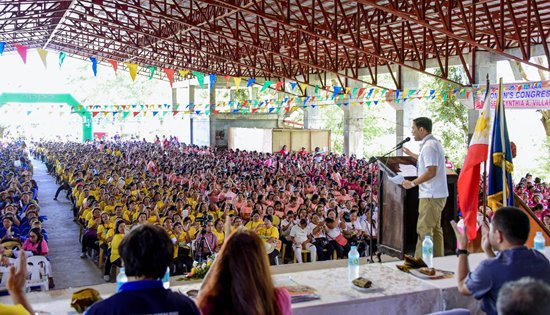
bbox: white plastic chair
[25,256,49,292]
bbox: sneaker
[80,253,86,259]
[53,197,57,201]
[103,275,110,282]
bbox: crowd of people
[37,139,381,280]
[0,141,54,289]
[515,172,550,228]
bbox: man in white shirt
[290,219,317,263]
[402,117,449,257]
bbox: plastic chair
[25,256,49,292]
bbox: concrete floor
[34,159,104,290]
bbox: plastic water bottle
[348,246,360,282]
[534,232,545,253]
[116,267,127,292]
[422,235,434,268]
[162,267,170,289]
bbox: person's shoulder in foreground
[85,280,200,315]
[86,224,200,315]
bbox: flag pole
[499,77,507,207]
[482,74,490,220]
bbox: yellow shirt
[212,229,225,246]
[97,224,110,245]
[103,205,115,214]
[110,234,124,262]
[245,221,263,231]
[0,304,30,315]
[258,226,280,240]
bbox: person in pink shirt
[198,229,291,315]
[279,145,289,156]
[22,228,49,256]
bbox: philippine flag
[457,80,492,240]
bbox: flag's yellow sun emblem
[475,113,490,137]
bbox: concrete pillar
[303,85,322,129]
[394,68,419,155]
[304,106,322,129]
[342,100,365,158]
[209,86,217,148]
[188,85,195,144]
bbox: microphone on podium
[395,137,411,149]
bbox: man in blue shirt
[451,207,550,315]
[85,224,200,315]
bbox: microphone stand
[366,145,404,263]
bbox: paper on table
[398,164,417,177]
[389,174,405,185]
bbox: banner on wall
[474,81,550,109]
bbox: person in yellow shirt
[212,219,225,250]
[103,220,126,281]
[230,216,246,233]
[257,215,281,265]
[97,212,111,250]
[245,211,264,232]
[265,206,281,227]
[109,206,130,228]
[182,217,197,242]
[102,196,116,214]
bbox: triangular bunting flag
[234,77,242,89]
[192,71,205,88]
[164,68,175,87]
[125,63,138,81]
[15,44,28,64]
[246,78,256,87]
[209,73,217,90]
[153,111,159,116]
[133,112,140,117]
[90,57,98,76]
[290,82,298,90]
[36,48,48,69]
[275,81,284,91]
[260,80,272,92]
[299,83,308,93]
[148,66,156,80]
[0,42,4,55]
[332,86,342,99]
[108,59,118,74]
[122,112,130,119]
[173,111,179,116]
[178,70,189,77]
[58,52,66,68]
[92,112,99,118]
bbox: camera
[195,214,214,232]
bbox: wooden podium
[377,156,458,259]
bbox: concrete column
[209,86,217,148]
[342,101,365,158]
[394,68,419,155]
[304,106,322,129]
[188,85,195,144]
[303,85,322,129]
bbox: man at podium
[402,117,449,258]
